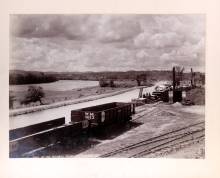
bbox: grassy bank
[10,86,144,117]
[10,86,125,109]
[10,80,142,110]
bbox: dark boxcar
[9,117,65,140]
[9,121,86,157]
[71,102,135,128]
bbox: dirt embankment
[186,87,205,105]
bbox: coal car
[71,102,135,128]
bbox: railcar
[71,102,135,128]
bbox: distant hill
[9,69,205,85]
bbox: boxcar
[9,117,65,140]
[71,102,135,128]
[9,121,85,157]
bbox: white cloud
[10,15,205,72]
[136,50,149,58]
[160,53,171,61]
[134,32,151,48]
[151,32,183,48]
[134,31,183,48]
[96,15,141,42]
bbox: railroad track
[132,102,162,121]
[99,121,205,158]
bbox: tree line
[52,70,174,81]
[9,70,57,85]
[10,70,205,85]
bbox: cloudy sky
[10,14,205,72]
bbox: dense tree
[136,74,147,86]
[110,79,115,87]
[9,71,57,85]
[99,78,108,87]
[21,86,45,105]
[99,78,115,87]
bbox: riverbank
[10,86,143,117]
[10,86,124,108]
[10,80,140,109]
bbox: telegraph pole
[191,68,194,87]
[172,67,176,103]
[173,67,176,93]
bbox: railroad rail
[99,121,205,158]
[132,101,162,121]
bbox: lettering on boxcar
[85,112,95,120]
[85,112,90,120]
[89,113,95,120]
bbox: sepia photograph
[9,14,205,158]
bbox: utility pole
[180,67,184,82]
[191,68,194,87]
[172,67,176,103]
[173,67,176,92]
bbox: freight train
[9,102,135,157]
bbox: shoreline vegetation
[9,70,57,85]
[9,69,205,116]
[9,79,143,110]
[9,86,143,117]
[10,69,205,85]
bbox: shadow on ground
[90,121,142,140]
[22,121,142,158]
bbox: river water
[10,80,99,91]
[10,82,166,129]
